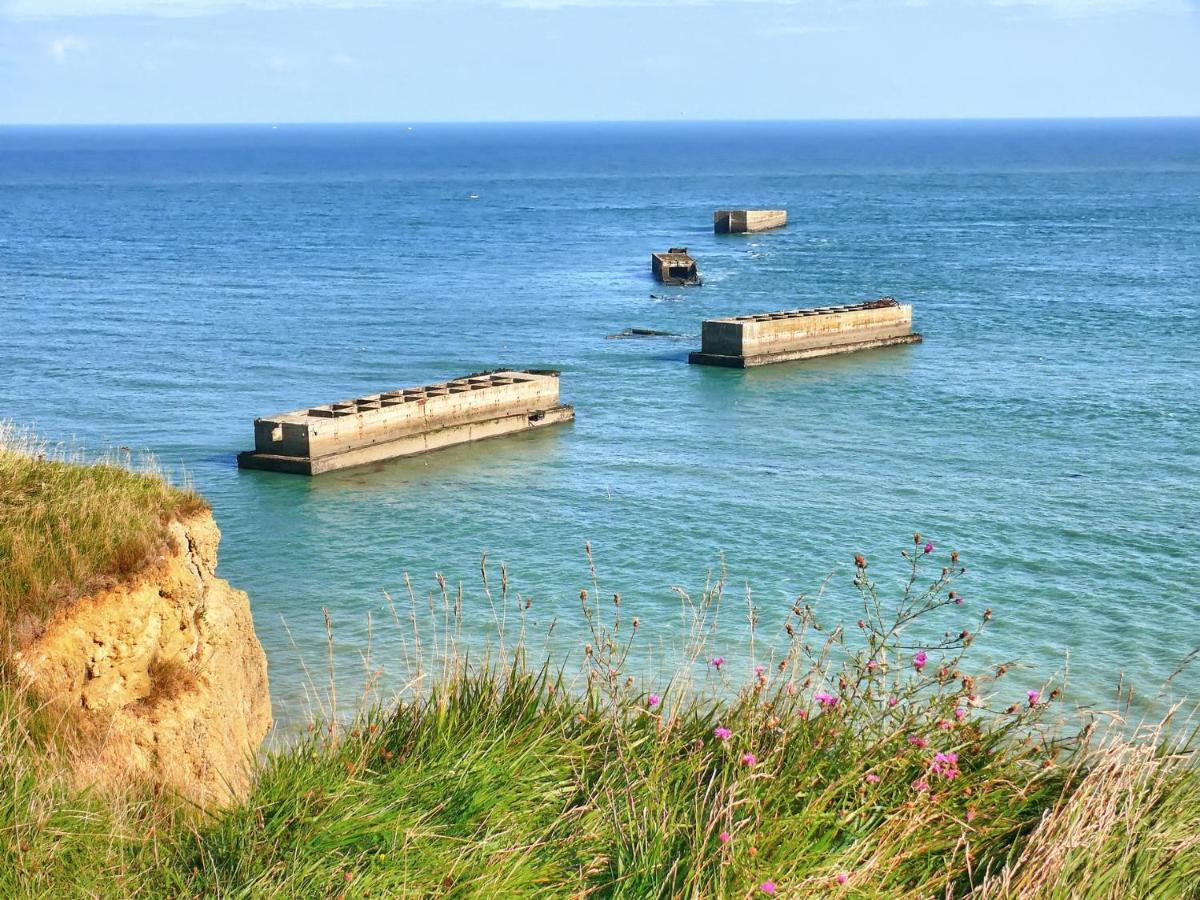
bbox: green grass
[0,423,206,651]
[0,445,1197,897]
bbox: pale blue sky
[1,0,1198,123]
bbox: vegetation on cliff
[1,444,1197,897]
[0,424,205,651]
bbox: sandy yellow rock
[11,511,272,807]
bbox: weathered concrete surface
[714,209,787,234]
[651,248,701,285]
[689,299,921,367]
[238,370,573,475]
[11,512,272,808]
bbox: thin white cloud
[48,33,85,59]
[990,0,1190,14]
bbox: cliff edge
[10,511,271,807]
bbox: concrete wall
[700,304,914,359]
[251,371,561,460]
[714,210,787,233]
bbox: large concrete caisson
[688,298,921,368]
[713,209,787,234]
[237,370,573,475]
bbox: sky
[1,0,1198,123]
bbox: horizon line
[3,114,1200,129]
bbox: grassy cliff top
[0,425,206,650]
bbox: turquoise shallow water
[2,120,1198,722]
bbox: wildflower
[913,651,928,671]
[966,807,977,822]
[798,709,809,719]
[648,694,661,708]
[815,691,839,707]
[937,719,953,730]
[837,873,849,885]
[1027,689,1040,707]
[931,751,960,780]
[888,696,899,707]
[924,542,934,554]
[951,550,960,563]
[866,659,878,670]
[865,772,881,784]
[719,831,732,844]
[955,596,964,605]
[908,734,929,749]
[854,553,867,569]
[754,664,767,677]
[912,778,930,793]
[857,619,866,629]
[954,707,967,721]
[710,656,725,670]
[914,532,922,545]
[741,752,758,766]
[785,682,797,695]
[714,726,732,741]
[580,589,588,601]
[760,881,777,895]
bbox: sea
[2,120,1198,725]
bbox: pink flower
[888,696,899,707]
[912,778,930,793]
[924,542,934,554]
[908,734,929,749]
[760,881,777,895]
[938,719,953,730]
[866,660,878,670]
[837,873,849,885]
[710,656,725,670]
[714,726,732,741]
[865,772,881,784]
[814,691,839,707]
[785,682,797,695]
[754,664,767,677]
[931,751,960,780]
[913,651,928,671]
[798,709,809,719]
[741,752,757,766]
[954,707,967,721]
[1027,690,1040,706]
[719,830,732,844]
[647,694,660,708]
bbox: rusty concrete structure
[713,209,788,234]
[237,370,573,475]
[651,248,701,286]
[688,298,921,368]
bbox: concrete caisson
[688,298,921,368]
[713,209,787,234]
[237,370,573,475]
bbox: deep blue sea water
[2,120,1198,723]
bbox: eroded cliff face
[11,512,271,807]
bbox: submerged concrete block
[237,370,573,475]
[688,298,922,368]
[651,248,701,286]
[714,209,787,234]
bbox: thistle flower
[754,664,767,677]
[865,772,881,784]
[1027,689,1040,706]
[854,553,867,568]
[837,873,849,885]
[719,831,731,844]
[954,707,967,721]
[714,726,732,741]
[710,656,725,670]
[647,694,660,708]
[924,542,934,554]
[913,651,928,671]
[815,691,839,707]
[741,752,757,766]
[908,734,929,749]
[760,881,777,894]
